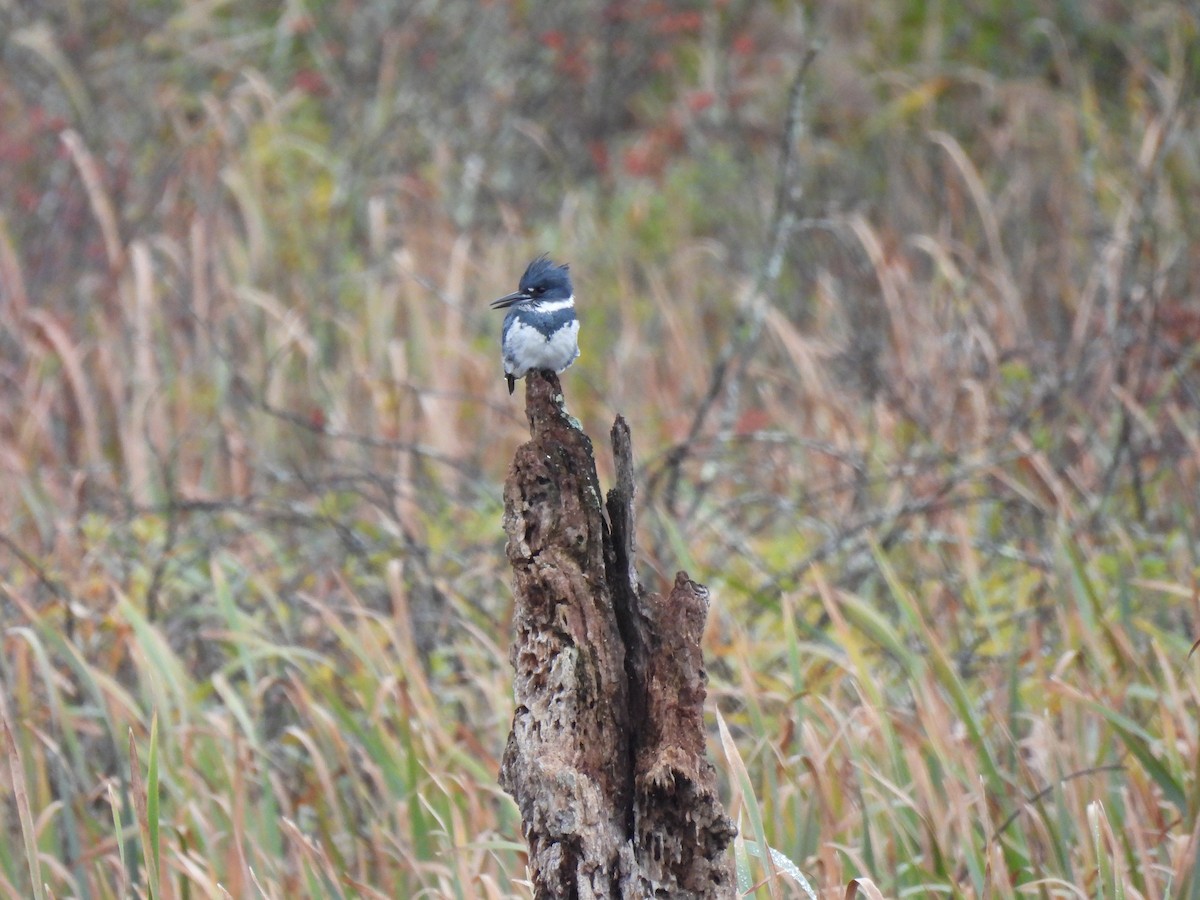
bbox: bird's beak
[490,291,529,310]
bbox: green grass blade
[1,697,46,900]
[717,707,780,899]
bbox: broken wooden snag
[499,369,736,899]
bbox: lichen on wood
[498,370,735,899]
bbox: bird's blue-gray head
[490,255,573,310]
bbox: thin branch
[988,764,1126,843]
[1094,63,1193,521]
[655,42,819,513]
[0,532,76,639]
[237,376,486,478]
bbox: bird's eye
[532,286,544,295]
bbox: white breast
[503,319,581,378]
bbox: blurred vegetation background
[1,0,1198,896]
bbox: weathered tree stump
[498,371,736,899]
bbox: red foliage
[588,140,610,176]
[16,184,38,213]
[656,11,703,35]
[288,13,316,35]
[556,52,591,83]
[651,49,676,72]
[735,409,771,436]
[686,90,716,113]
[292,69,331,97]
[622,120,684,178]
[539,29,566,51]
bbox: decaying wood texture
[498,370,736,899]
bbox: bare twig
[654,43,819,514]
[0,532,76,639]
[989,764,1126,843]
[1092,62,1194,521]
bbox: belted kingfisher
[490,255,580,395]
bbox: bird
[490,255,580,395]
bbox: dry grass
[1,2,1198,897]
